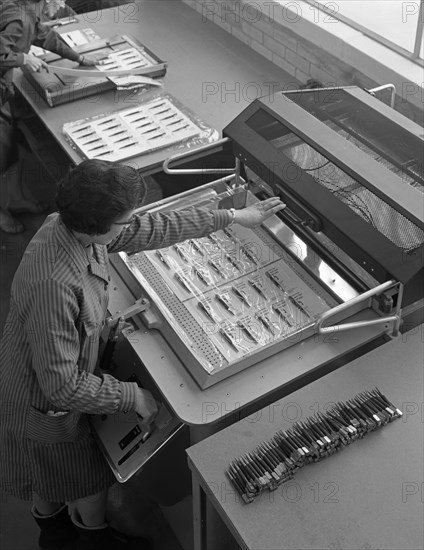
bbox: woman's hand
[134,387,159,427]
[78,55,107,67]
[43,0,66,20]
[233,197,286,228]
[23,54,49,73]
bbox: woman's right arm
[21,278,140,416]
[0,2,26,69]
[0,2,47,71]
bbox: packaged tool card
[63,93,219,162]
[95,47,164,90]
[22,34,166,107]
[29,28,99,57]
[59,27,101,48]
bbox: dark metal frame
[223,87,424,306]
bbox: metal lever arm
[368,84,396,109]
[315,280,402,337]
[106,298,151,326]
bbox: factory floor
[0,154,187,550]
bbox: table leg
[192,476,205,550]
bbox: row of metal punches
[226,388,402,503]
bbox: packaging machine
[92,86,423,481]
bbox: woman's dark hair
[56,160,147,235]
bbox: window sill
[265,0,423,111]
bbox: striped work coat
[0,1,80,105]
[0,208,230,501]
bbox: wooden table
[187,325,424,549]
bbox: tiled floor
[0,154,186,549]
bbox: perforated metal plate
[127,253,226,372]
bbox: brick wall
[183,0,423,125]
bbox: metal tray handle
[315,279,403,337]
[368,84,396,109]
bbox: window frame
[303,0,424,66]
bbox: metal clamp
[368,84,396,109]
[106,298,151,326]
[162,137,236,175]
[315,280,403,337]
[100,300,151,372]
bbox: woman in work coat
[0,158,285,549]
[0,0,101,233]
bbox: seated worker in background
[0,159,285,550]
[0,0,103,233]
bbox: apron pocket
[26,406,82,443]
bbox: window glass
[306,0,422,56]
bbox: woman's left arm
[108,207,231,254]
[33,22,80,62]
[34,22,106,66]
[108,198,285,254]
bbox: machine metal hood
[223,86,424,305]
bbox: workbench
[186,324,424,549]
[13,0,289,174]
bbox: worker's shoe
[31,504,78,550]
[72,512,152,550]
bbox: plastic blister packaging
[95,46,166,92]
[141,226,333,366]
[97,46,158,72]
[119,190,337,386]
[62,93,219,162]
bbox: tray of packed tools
[116,189,339,389]
[63,93,219,162]
[23,34,166,107]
